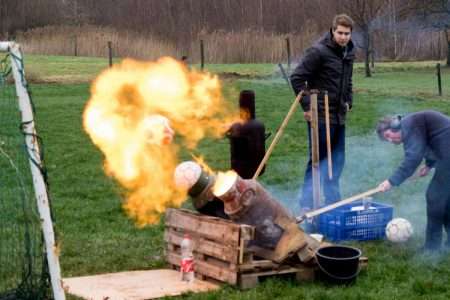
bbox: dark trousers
[300,123,346,209]
[425,159,450,250]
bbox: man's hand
[378,180,392,192]
[418,165,431,177]
[304,110,312,122]
[346,103,352,112]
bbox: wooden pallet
[164,208,317,289]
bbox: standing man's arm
[290,47,321,113]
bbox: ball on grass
[385,218,413,243]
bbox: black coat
[290,30,355,125]
[389,110,450,186]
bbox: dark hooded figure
[290,14,355,214]
[377,110,450,251]
[228,90,266,179]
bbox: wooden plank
[63,270,219,300]
[295,268,316,282]
[238,225,255,264]
[164,228,239,264]
[239,275,259,289]
[238,259,280,272]
[359,256,368,269]
[166,251,238,284]
[239,266,312,289]
[165,208,241,246]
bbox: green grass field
[18,55,450,299]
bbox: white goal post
[0,41,65,300]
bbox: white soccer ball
[174,161,202,189]
[385,218,414,243]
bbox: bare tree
[343,0,388,77]
[405,0,450,66]
[0,0,64,39]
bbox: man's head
[332,14,354,47]
[376,116,403,144]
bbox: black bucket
[315,246,362,284]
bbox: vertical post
[7,42,66,300]
[200,40,205,71]
[73,35,78,57]
[310,91,320,211]
[371,49,375,68]
[108,41,113,67]
[324,91,332,180]
[437,63,442,96]
[286,37,291,71]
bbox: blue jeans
[300,123,346,209]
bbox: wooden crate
[164,208,316,289]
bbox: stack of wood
[164,208,321,289]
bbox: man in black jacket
[377,110,450,251]
[290,14,355,212]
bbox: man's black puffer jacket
[290,29,355,125]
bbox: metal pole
[278,63,294,92]
[108,41,113,67]
[73,35,77,57]
[200,40,205,70]
[324,91,332,180]
[437,63,442,96]
[6,42,66,300]
[286,37,291,71]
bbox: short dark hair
[333,14,354,31]
[376,117,393,141]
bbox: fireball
[83,57,238,226]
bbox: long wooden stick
[296,186,382,223]
[252,91,303,179]
[324,91,332,180]
[310,91,320,210]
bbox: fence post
[73,35,78,57]
[437,63,442,96]
[286,37,291,72]
[200,40,205,70]
[108,41,113,67]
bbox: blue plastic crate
[318,200,393,241]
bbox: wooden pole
[437,63,442,96]
[252,91,303,179]
[324,91,332,180]
[286,37,291,71]
[296,187,382,223]
[108,41,113,67]
[200,40,205,70]
[73,35,77,57]
[310,91,320,210]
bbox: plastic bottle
[180,234,195,283]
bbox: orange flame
[83,57,238,226]
[191,154,214,175]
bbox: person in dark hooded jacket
[377,110,450,251]
[290,14,355,212]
